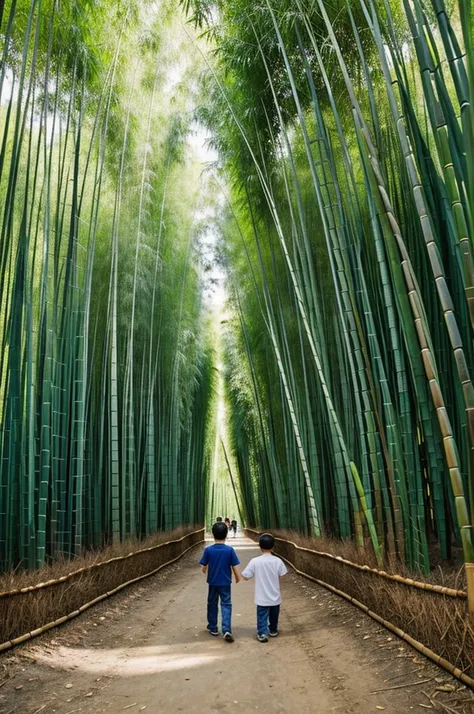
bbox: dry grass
[0,525,199,593]
[247,528,474,678]
[274,529,467,591]
[0,526,203,645]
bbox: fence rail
[0,528,204,652]
[0,528,205,599]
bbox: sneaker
[268,630,278,637]
[209,629,219,636]
[223,632,234,643]
[257,633,268,643]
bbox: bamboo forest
[1,0,474,599]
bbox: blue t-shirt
[199,543,240,586]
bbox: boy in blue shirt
[199,521,241,642]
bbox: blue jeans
[257,604,280,635]
[207,585,232,633]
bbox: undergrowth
[273,529,466,590]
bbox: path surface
[1,537,473,713]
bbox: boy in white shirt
[242,533,288,642]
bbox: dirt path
[1,537,473,713]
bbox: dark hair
[212,521,228,540]
[259,533,274,551]
[216,516,223,522]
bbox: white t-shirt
[242,554,288,606]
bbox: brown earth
[1,537,473,714]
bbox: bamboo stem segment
[465,562,474,616]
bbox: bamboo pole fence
[245,529,466,599]
[245,529,474,690]
[0,528,205,599]
[0,528,204,653]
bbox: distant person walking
[199,521,241,642]
[231,519,237,537]
[242,533,288,642]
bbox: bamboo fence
[245,529,466,599]
[245,528,474,689]
[0,528,204,652]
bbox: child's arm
[278,559,289,578]
[232,565,242,583]
[241,559,254,581]
[230,547,241,583]
[199,547,209,575]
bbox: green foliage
[0,0,213,570]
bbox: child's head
[259,533,274,552]
[212,521,228,541]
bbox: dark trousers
[207,585,232,633]
[257,604,280,635]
